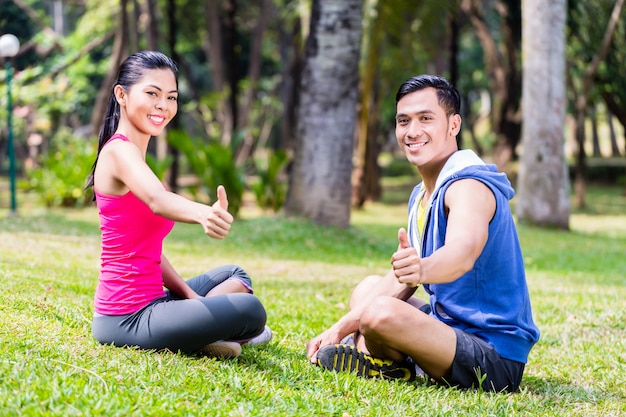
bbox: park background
[1,0,625,416]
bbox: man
[306,74,540,392]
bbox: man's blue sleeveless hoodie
[407,150,540,363]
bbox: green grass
[1,187,625,416]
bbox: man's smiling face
[395,87,461,171]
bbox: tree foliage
[1,0,624,225]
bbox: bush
[167,130,245,217]
[27,129,96,208]
[250,149,288,213]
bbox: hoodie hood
[432,149,515,203]
[408,149,515,252]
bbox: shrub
[167,130,245,217]
[250,149,288,213]
[27,129,96,208]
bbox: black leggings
[92,265,267,354]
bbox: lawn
[0,185,625,416]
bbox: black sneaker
[316,344,416,381]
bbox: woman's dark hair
[395,74,461,117]
[85,50,179,191]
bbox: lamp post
[0,34,20,215]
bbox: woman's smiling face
[115,68,179,138]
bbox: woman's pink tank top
[94,134,174,315]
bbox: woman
[85,50,270,359]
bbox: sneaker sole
[245,326,273,346]
[317,344,415,381]
[200,341,242,359]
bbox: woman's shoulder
[101,135,140,158]
[103,133,130,148]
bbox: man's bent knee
[359,296,398,336]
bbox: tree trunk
[166,0,179,192]
[461,0,522,172]
[353,0,383,208]
[90,1,128,135]
[362,94,382,202]
[591,106,601,157]
[144,0,159,50]
[607,111,621,156]
[602,91,626,156]
[201,0,232,143]
[573,0,625,208]
[235,0,273,166]
[516,0,569,229]
[223,0,239,142]
[353,82,383,207]
[285,0,364,228]
[128,0,140,52]
[449,11,461,148]
[277,16,302,152]
[461,94,484,156]
[573,101,588,208]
